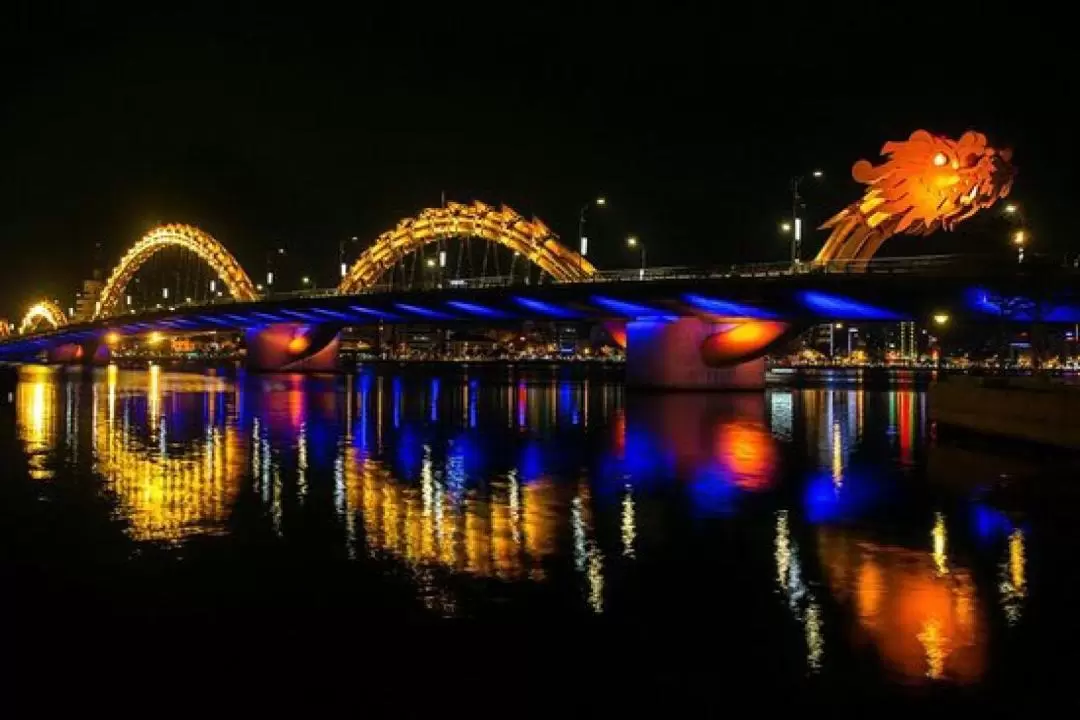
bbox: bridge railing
[32,254,1053,329]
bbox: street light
[267,246,285,291]
[579,196,607,260]
[627,236,646,280]
[1003,204,1027,263]
[340,236,359,279]
[933,313,950,327]
[302,276,311,286]
[790,170,824,265]
[1013,229,1027,264]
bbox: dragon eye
[933,152,948,167]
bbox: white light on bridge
[340,262,348,278]
[210,279,216,293]
[794,218,803,242]
[439,250,447,268]
[581,236,588,256]
[162,287,169,300]
[267,271,274,286]
[126,295,132,306]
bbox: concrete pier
[625,318,767,390]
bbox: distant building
[73,269,104,322]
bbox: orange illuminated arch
[19,300,69,335]
[96,224,258,319]
[339,201,597,293]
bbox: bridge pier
[47,340,109,366]
[244,323,341,372]
[625,317,771,391]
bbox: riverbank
[931,375,1080,450]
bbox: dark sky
[1,4,1072,315]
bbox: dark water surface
[4,364,1080,709]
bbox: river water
[3,364,1079,707]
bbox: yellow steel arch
[338,201,597,294]
[96,224,258,319]
[20,300,69,335]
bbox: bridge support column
[47,340,110,366]
[625,318,767,391]
[244,323,341,372]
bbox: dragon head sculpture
[816,130,1015,263]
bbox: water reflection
[817,524,985,683]
[1000,528,1027,626]
[17,366,60,479]
[9,367,1036,686]
[98,369,243,541]
[775,509,824,672]
[619,394,779,512]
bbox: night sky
[1,5,1072,316]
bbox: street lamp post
[266,246,285,294]
[425,257,437,288]
[1004,204,1028,264]
[626,236,646,280]
[578,196,606,267]
[932,313,950,369]
[789,170,824,266]
[340,236,358,280]
[1013,229,1026,264]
